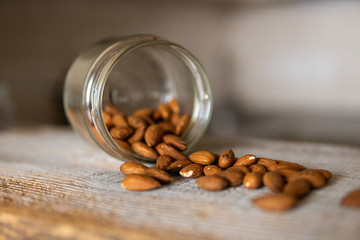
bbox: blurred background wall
[0,0,360,145]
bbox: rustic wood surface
[0,127,359,240]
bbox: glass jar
[63,34,212,163]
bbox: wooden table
[0,127,359,239]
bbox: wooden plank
[0,127,359,239]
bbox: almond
[341,188,360,207]
[272,168,299,181]
[128,115,147,129]
[114,139,132,152]
[120,162,148,175]
[112,114,129,127]
[137,114,155,125]
[196,175,229,191]
[257,158,277,168]
[283,179,311,198]
[145,168,174,183]
[203,165,223,176]
[156,155,174,170]
[163,134,187,151]
[312,169,332,182]
[110,127,134,139]
[243,172,263,189]
[189,151,216,165]
[158,121,175,133]
[167,159,193,173]
[233,154,257,167]
[121,174,161,191]
[131,141,158,159]
[155,143,188,161]
[216,169,244,187]
[133,108,154,117]
[267,163,301,172]
[158,102,171,121]
[127,126,146,144]
[152,110,162,122]
[175,114,190,136]
[104,104,123,116]
[218,149,236,169]
[145,124,164,147]
[252,194,297,211]
[168,98,180,113]
[227,166,251,174]
[250,164,267,175]
[102,112,113,128]
[170,113,180,126]
[275,160,306,171]
[180,163,204,178]
[263,172,285,193]
[288,170,326,188]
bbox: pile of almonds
[102,99,189,160]
[103,100,359,211]
[120,149,334,211]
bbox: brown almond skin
[175,114,190,136]
[168,98,180,113]
[102,112,113,128]
[227,166,251,174]
[189,151,216,165]
[158,102,171,121]
[170,113,180,126]
[250,164,267,175]
[288,170,326,188]
[131,141,158,159]
[145,124,164,147]
[267,164,300,172]
[155,143,188,161]
[167,159,193,173]
[313,169,332,182]
[127,126,146,144]
[218,149,236,169]
[341,188,360,207]
[257,158,277,168]
[217,169,244,187]
[252,194,297,211]
[156,155,174,170]
[272,168,299,181]
[137,114,155,125]
[152,110,162,122]
[203,165,223,176]
[196,175,229,191]
[133,108,154,117]
[158,122,176,133]
[110,127,134,139]
[120,162,148,175]
[104,104,123,116]
[233,154,257,167]
[128,115,147,129]
[145,168,173,183]
[121,174,161,191]
[263,172,285,193]
[114,139,132,152]
[112,114,129,128]
[163,134,187,151]
[275,160,306,171]
[180,163,204,178]
[284,179,311,198]
[243,172,263,189]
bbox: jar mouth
[81,35,212,163]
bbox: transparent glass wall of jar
[64,34,212,163]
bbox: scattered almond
[189,151,216,165]
[156,155,174,170]
[288,170,326,189]
[218,149,236,169]
[145,168,174,183]
[155,142,188,161]
[252,194,297,211]
[180,163,204,178]
[216,169,244,187]
[120,162,148,175]
[163,134,187,151]
[257,158,277,168]
[167,159,193,173]
[250,164,267,175]
[131,141,159,159]
[121,174,161,191]
[263,172,284,193]
[233,154,257,167]
[243,172,263,189]
[341,188,360,207]
[283,179,311,198]
[196,175,229,191]
[203,165,223,176]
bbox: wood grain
[0,127,360,239]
